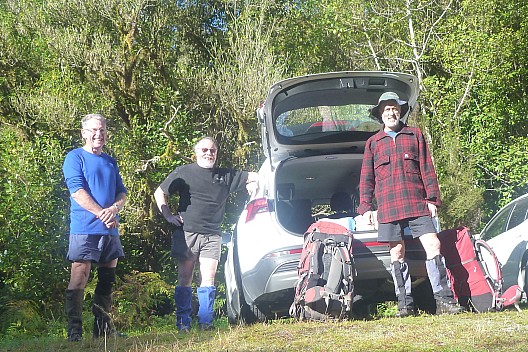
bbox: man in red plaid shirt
[358,92,464,317]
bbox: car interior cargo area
[273,153,363,234]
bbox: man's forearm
[71,188,103,215]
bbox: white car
[224,71,434,323]
[477,193,528,293]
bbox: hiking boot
[395,307,416,318]
[435,297,465,315]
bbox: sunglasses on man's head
[198,147,217,154]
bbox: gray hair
[81,113,107,129]
[194,136,218,150]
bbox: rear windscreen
[275,104,382,142]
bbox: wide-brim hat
[370,92,409,121]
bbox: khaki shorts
[171,228,221,261]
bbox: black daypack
[289,221,355,320]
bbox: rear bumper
[240,238,428,308]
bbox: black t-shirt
[159,163,249,235]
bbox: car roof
[258,71,419,162]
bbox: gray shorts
[67,234,124,263]
[171,228,221,261]
[378,216,437,242]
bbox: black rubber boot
[92,293,115,338]
[425,255,465,315]
[391,261,416,317]
[65,289,84,342]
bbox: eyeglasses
[198,147,217,154]
[83,128,107,134]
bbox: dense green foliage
[1,0,527,337]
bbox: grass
[1,308,528,352]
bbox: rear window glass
[275,104,382,138]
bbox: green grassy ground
[1,308,528,352]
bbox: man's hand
[105,218,119,229]
[246,181,259,197]
[246,172,259,197]
[364,210,375,225]
[166,213,183,226]
[427,202,437,218]
[98,206,118,228]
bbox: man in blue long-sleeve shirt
[62,113,127,341]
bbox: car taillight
[264,247,303,259]
[245,197,269,222]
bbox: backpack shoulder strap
[324,244,353,294]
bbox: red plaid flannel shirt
[357,125,441,223]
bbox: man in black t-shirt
[154,137,259,331]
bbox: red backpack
[438,226,524,312]
[289,221,355,320]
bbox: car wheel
[225,285,240,325]
[524,269,528,295]
[521,251,528,293]
[248,303,267,322]
[235,296,267,324]
[228,228,266,325]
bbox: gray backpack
[290,221,355,320]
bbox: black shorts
[378,216,437,242]
[171,228,221,261]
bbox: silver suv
[224,71,433,322]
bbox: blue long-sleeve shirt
[63,148,127,235]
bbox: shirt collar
[373,123,412,142]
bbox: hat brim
[370,101,409,121]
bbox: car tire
[225,286,240,325]
[236,302,267,324]
[524,269,528,296]
[228,228,267,325]
[248,303,267,322]
[521,251,528,293]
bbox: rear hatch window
[275,103,381,143]
[259,72,419,160]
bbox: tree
[426,0,528,222]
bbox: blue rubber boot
[197,286,216,330]
[175,286,192,332]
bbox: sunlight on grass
[1,307,528,351]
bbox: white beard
[197,158,215,168]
